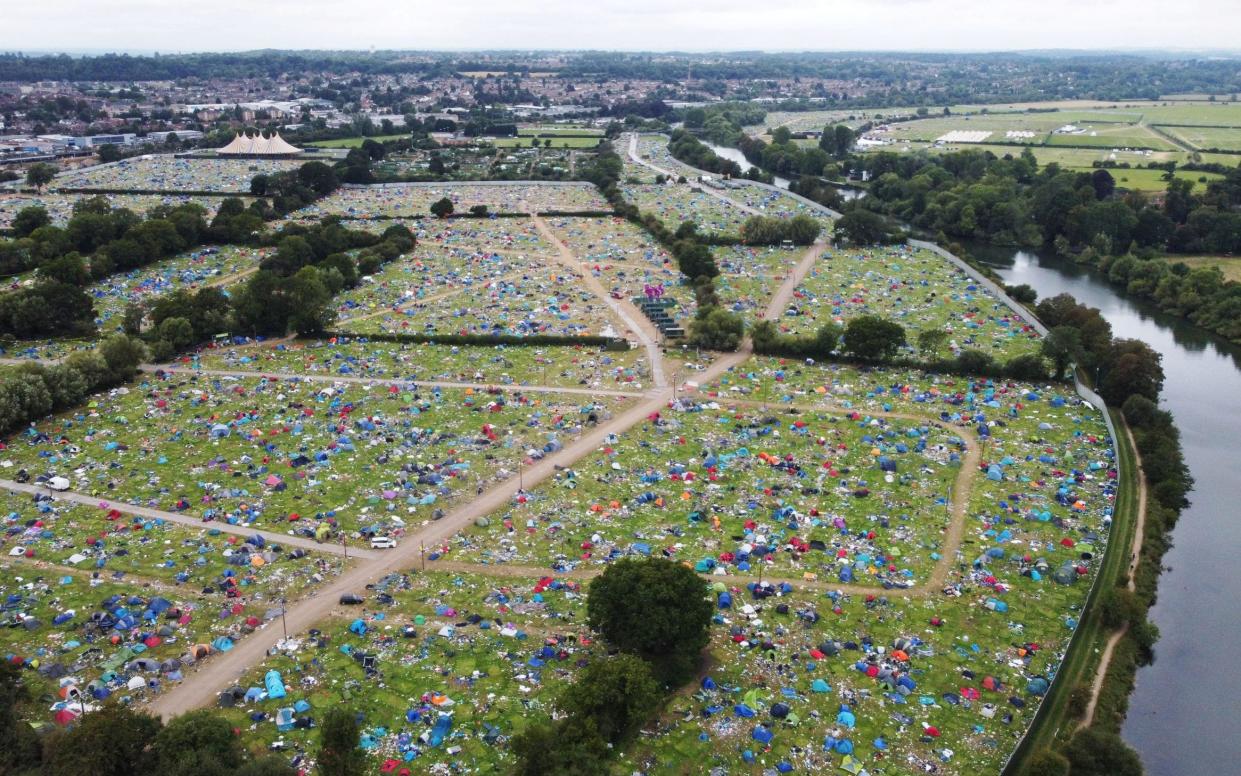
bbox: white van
[370,536,397,549]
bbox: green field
[1162,255,1241,282]
[311,134,410,148]
[1158,125,1241,152]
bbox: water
[971,244,1241,776]
[701,141,865,200]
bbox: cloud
[1,0,1238,53]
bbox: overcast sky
[3,0,1239,54]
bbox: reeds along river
[970,243,1241,776]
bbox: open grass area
[1157,125,1241,152]
[0,374,635,542]
[1160,255,1241,282]
[309,134,410,149]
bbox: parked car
[370,536,397,549]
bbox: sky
[2,0,1239,54]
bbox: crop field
[780,244,1043,361]
[0,374,635,543]
[54,157,301,193]
[0,192,224,229]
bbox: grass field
[311,134,410,148]
[1157,125,1241,152]
[1162,255,1241,282]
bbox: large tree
[318,707,365,776]
[558,655,661,745]
[42,704,161,776]
[510,717,609,776]
[586,558,712,685]
[842,315,906,360]
[25,162,57,191]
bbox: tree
[97,143,122,163]
[430,197,454,218]
[250,174,270,196]
[955,348,996,375]
[683,107,706,129]
[469,204,488,217]
[833,209,892,245]
[25,162,57,191]
[586,557,712,685]
[10,206,50,237]
[0,663,41,774]
[511,717,609,776]
[833,124,855,158]
[153,709,243,776]
[842,315,906,360]
[1100,338,1164,404]
[917,329,949,359]
[1091,168,1116,200]
[296,161,339,196]
[689,307,744,351]
[318,707,365,776]
[1065,728,1143,776]
[673,239,717,279]
[42,704,161,776]
[1040,325,1083,380]
[99,334,148,378]
[558,655,661,745]
[285,267,335,334]
[1021,748,1070,776]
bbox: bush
[688,307,744,351]
[842,315,906,360]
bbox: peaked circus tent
[218,132,302,157]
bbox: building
[217,132,302,157]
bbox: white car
[370,536,397,549]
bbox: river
[970,245,1241,776]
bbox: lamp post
[279,597,288,641]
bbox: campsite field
[292,183,609,219]
[779,244,1043,361]
[53,157,301,194]
[0,192,224,230]
[491,136,601,149]
[207,359,1115,776]
[621,183,751,237]
[0,373,636,543]
[191,338,652,391]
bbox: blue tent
[265,670,286,700]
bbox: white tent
[217,132,302,157]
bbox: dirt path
[141,365,646,399]
[144,386,672,720]
[529,213,667,388]
[0,479,376,560]
[1076,422,1148,732]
